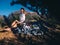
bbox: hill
[0,11,60,45]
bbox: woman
[11,8,31,34]
[11,8,29,28]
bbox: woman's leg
[11,20,19,28]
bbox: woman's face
[20,9,24,13]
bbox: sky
[0,0,32,16]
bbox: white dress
[19,13,25,23]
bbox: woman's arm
[25,11,36,15]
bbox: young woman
[11,8,31,34]
[11,8,29,28]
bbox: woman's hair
[20,8,25,11]
[20,8,25,13]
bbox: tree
[10,0,60,22]
[11,0,48,15]
[3,15,11,27]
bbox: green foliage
[26,14,33,20]
[32,15,41,21]
[0,19,4,27]
[8,13,19,24]
[46,17,57,25]
[11,0,60,23]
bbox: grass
[0,26,60,45]
[0,29,46,45]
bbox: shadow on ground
[0,29,60,45]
